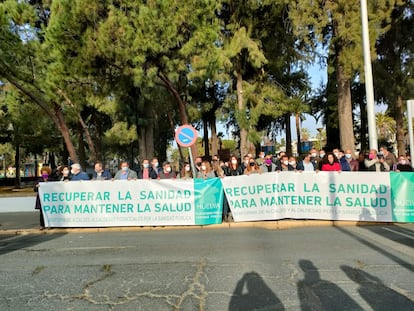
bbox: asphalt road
[0,225,413,310]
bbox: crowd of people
[36,145,413,184]
[33,145,412,229]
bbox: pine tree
[288,0,402,151]
[374,2,414,155]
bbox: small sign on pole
[175,125,198,177]
[175,125,198,147]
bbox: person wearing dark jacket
[138,159,158,179]
[92,162,111,180]
[34,166,53,230]
[276,155,295,171]
[70,163,90,180]
[225,156,244,176]
[396,155,412,172]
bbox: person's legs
[39,209,45,229]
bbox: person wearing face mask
[194,156,203,172]
[151,157,162,177]
[364,149,390,172]
[92,162,112,180]
[240,155,250,171]
[396,155,412,172]
[296,153,315,171]
[225,156,244,176]
[114,161,137,180]
[321,152,342,171]
[244,157,262,175]
[333,148,351,171]
[196,161,216,179]
[276,155,295,171]
[317,149,326,170]
[260,155,276,173]
[56,165,71,181]
[274,151,286,169]
[256,151,265,166]
[343,149,359,171]
[180,162,193,179]
[70,163,90,181]
[159,161,176,179]
[138,159,158,179]
[309,148,320,170]
[211,159,225,178]
[288,156,299,171]
[34,166,53,230]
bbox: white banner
[39,179,223,227]
[221,172,392,222]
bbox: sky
[174,62,328,149]
[217,62,327,143]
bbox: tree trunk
[14,143,21,189]
[78,114,97,163]
[295,112,301,155]
[210,118,218,156]
[1,69,79,163]
[336,64,355,152]
[395,95,405,156]
[203,118,209,158]
[285,114,292,155]
[236,71,249,157]
[359,94,368,152]
[325,58,339,151]
[166,111,184,163]
[138,128,146,161]
[54,105,78,163]
[158,72,197,158]
[138,108,155,161]
[77,123,86,169]
[145,128,153,160]
[94,113,103,162]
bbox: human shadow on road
[229,271,284,311]
[341,265,414,310]
[297,260,363,311]
[0,233,65,256]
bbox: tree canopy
[0,0,412,170]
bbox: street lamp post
[317,128,324,150]
[407,100,414,168]
[360,0,378,150]
[0,155,4,177]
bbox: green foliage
[1,0,410,161]
[104,122,137,146]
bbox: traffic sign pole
[407,100,414,168]
[188,147,197,178]
[175,125,198,178]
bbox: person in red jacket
[321,152,342,171]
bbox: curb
[0,220,389,235]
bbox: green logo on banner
[390,172,414,222]
[194,178,224,225]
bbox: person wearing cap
[70,163,90,181]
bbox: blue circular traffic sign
[175,125,198,147]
